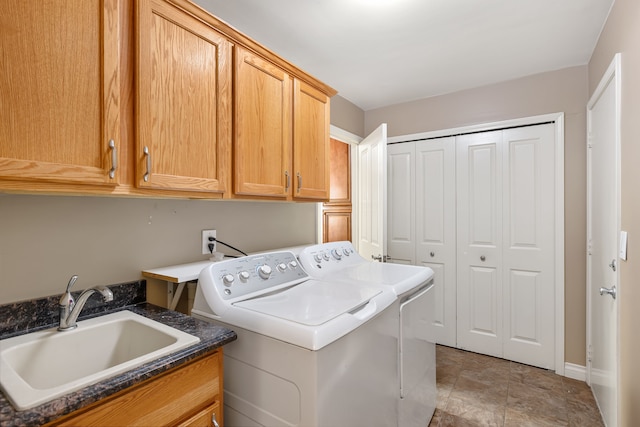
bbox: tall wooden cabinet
[0,0,121,187]
[136,0,232,194]
[322,138,352,242]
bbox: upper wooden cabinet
[0,0,334,200]
[293,80,331,200]
[0,0,121,186]
[234,48,332,201]
[234,47,292,198]
[135,0,232,195]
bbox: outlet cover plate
[202,229,217,255]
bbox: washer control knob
[239,271,250,282]
[222,274,235,286]
[258,264,272,280]
[343,248,351,256]
[277,263,287,272]
[289,260,298,269]
[331,249,342,260]
[322,252,330,261]
[314,254,323,263]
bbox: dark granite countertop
[0,282,237,427]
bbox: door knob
[480,255,486,262]
[599,286,616,299]
[430,251,435,257]
[371,254,383,262]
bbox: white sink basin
[0,310,200,410]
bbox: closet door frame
[388,112,565,375]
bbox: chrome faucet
[58,275,114,331]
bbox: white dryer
[192,250,399,427]
[298,241,436,427]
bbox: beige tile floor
[429,345,604,427]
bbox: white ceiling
[194,0,614,111]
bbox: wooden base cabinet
[46,350,223,427]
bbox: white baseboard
[564,362,587,381]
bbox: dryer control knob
[289,260,298,269]
[343,248,351,256]
[277,263,287,272]
[331,249,342,260]
[239,271,250,282]
[322,252,330,261]
[258,264,272,279]
[222,274,235,286]
[313,254,323,263]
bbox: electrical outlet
[202,229,217,255]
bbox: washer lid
[233,279,381,326]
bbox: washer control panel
[298,241,364,275]
[206,251,308,300]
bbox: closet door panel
[387,143,415,264]
[416,137,456,346]
[456,131,503,356]
[502,124,556,369]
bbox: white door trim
[388,112,565,375]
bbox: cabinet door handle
[143,146,151,182]
[285,171,290,191]
[108,139,117,179]
[211,412,220,427]
[296,172,302,193]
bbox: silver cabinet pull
[143,146,151,182]
[108,139,117,179]
[296,172,302,193]
[430,251,435,257]
[599,286,616,299]
[285,171,290,191]
[211,413,220,427]
[480,255,486,261]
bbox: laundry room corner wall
[588,0,640,422]
[364,65,589,367]
[0,194,318,305]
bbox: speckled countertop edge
[0,303,237,427]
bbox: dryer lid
[233,279,381,326]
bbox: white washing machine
[191,250,399,427]
[297,241,436,427]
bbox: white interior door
[416,137,457,347]
[387,142,415,265]
[456,130,504,357]
[501,124,556,369]
[587,54,620,427]
[357,124,388,261]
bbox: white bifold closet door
[456,123,556,369]
[415,138,457,347]
[387,142,415,265]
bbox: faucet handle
[65,275,78,292]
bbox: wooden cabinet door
[293,80,330,200]
[136,0,231,194]
[234,46,292,198]
[0,0,121,186]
